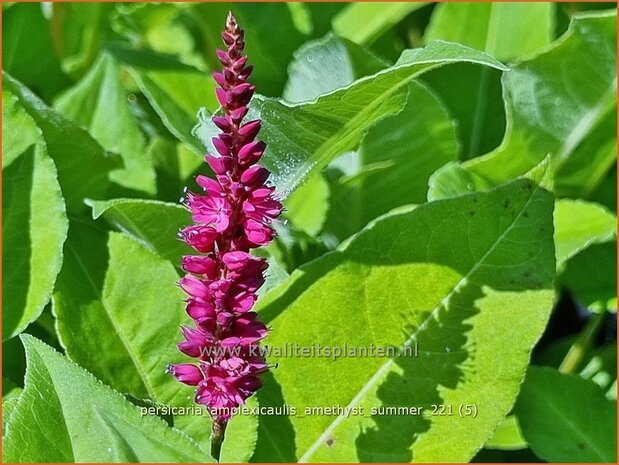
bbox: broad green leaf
[516,366,617,462]
[52,229,256,456]
[3,73,114,211]
[2,139,68,340]
[284,174,330,236]
[55,53,156,194]
[52,231,188,401]
[554,199,616,265]
[423,3,554,159]
[3,335,212,462]
[50,3,117,76]
[87,198,191,264]
[195,42,506,197]
[108,45,218,153]
[425,3,554,61]
[484,415,527,451]
[2,3,71,100]
[560,242,617,312]
[323,80,458,242]
[421,63,506,159]
[449,12,617,197]
[333,3,428,45]
[283,34,387,103]
[256,174,556,462]
[189,3,306,97]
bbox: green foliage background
[2,2,617,463]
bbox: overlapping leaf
[3,73,114,211]
[55,53,156,194]
[2,90,68,340]
[255,171,556,462]
[195,41,506,197]
[422,2,555,158]
[431,12,617,196]
[2,335,212,463]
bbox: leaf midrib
[299,180,542,462]
[63,238,157,399]
[535,391,610,461]
[285,63,431,191]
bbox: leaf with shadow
[3,144,68,341]
[254,172,556,462]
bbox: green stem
[559,307,606,374]
[211,418,228,462]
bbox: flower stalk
[167,12,282,460]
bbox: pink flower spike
[241,165,270,187]
[239,120,261,140]
[182,255,218,277]
[178,326,208,358]
[238,141,266,165]
[179,275,210,300]
[179,225,217,253]
[212,116,231,132]
[205,155,234,175]
[172,13,280,429]
[212,137,231,157]
[196,175,224,197]
[168,364,204,386]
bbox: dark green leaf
[516,366,616,463]
[189,3,307,97]
[2,3,71,101]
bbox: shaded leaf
[422,3,555,159]
[109,45,218,153]
[516,366,616,462]
[2,135,68,340]
[54,53,156,194]
[440,12,617,196]
[2,3,71,101]
[3,73,114,212]
[323,80,458,242]
[560,241,617,311]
